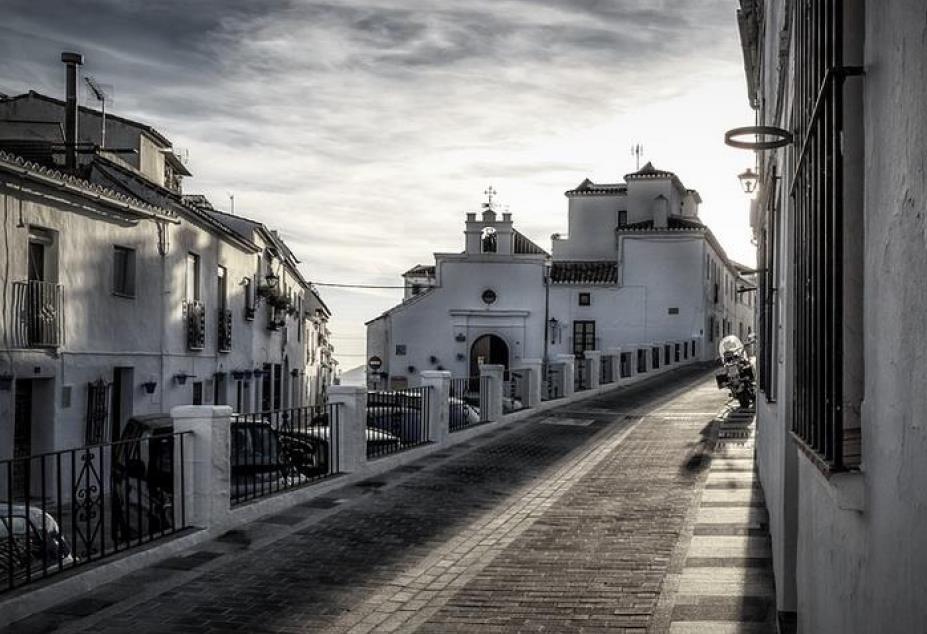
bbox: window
[572,321,595,356]
[481,289,497,305]
[788,0,862,469]
[185,253,200,301]
[395,344,407,356]
[578,292,591,306]
[217,266,227,311]
[112,246,136,297]
[192,381,203,405]
[617,210,627,227]
[668,307,679,315]
[481,227,497,253]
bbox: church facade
[366,164,753,388]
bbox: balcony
[186,300,206,351]
[12,280,63,348]
[218,308,232,352]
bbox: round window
[481,289,497,305]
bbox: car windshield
[231,425,281,467]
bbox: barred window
[789,0,862,470]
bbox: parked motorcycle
[715,335,756,408]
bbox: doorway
[111,367,134,442]
[469,334,509,378]
[12,379,32,499]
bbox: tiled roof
[0,149,176,222]
[403,264,435,277]
[550,261,618,286]
[514,230,548,255]
[565,178,628,197]
[624,161,677,180]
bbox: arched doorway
[469,334,509,377]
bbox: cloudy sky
[0,0,755,370]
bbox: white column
[171,405,233,530]
[606,347,622,384]
[328,385,367,473]
[584,350,602,389]
[514,358,543,408]
[479,364,504,421]
[420,371,451,445]
[555,353,575,398]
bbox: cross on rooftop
[483,185,497,210]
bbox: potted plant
[141,380,158,394]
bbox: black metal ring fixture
[724,126,794,150]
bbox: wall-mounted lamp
[264,271,279,289]
[141,380,158,394]
[549,317,560,343]
[738,168,759,194]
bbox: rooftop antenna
[630,143,644,170]
[228,192,235,214]
[84,75,113,148]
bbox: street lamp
[738,168,759,195]
[264,271,279,288]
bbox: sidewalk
[655,406,777,633]
[3,367,774,633]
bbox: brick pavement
[4,366,734,634]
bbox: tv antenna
[84,76,113,148]
[630,144,644,170]
[228,192,235,213]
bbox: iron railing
[651,347,661,370]
[1,432,192,595]
[186,300,206,351]
[230,405,341,506]
[637,349,647,373]
[502,371,528,415]
[600,355,614,384]
[12,281,63,348]
[449,377,487,432]
[543,365,563,401]
[366,387,431,459]
[675,343,681,363]
[218,309,232,353]
[664,344,672,366]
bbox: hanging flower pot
[141,380,158,394]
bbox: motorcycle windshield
[718,335,744,358]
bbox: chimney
[61,51,84,171]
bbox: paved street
[6,366,775,633]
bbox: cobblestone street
[6,367,774,633]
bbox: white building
[737,1,927,631]
[366,164,753,388]
[0,53,333,484]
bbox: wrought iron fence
[366,387,431,459]
[230,404,341,506]
[1,432,192,595]
[186,300,206,351]
[543,364,563,401]
[218,308,232,353]
[502,371,528,415]
[12,280,63,348]
[637,349,647,373]
[449,377,486,432]
[600,356,614,384]
[651,347,661,370]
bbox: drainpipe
[542,258,551,380]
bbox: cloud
[0,0,753,366]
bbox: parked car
[367,390,427,443]
[0,504,74,585]
[449,396,481,427]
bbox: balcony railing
[218,309,232,352]
[12,280,63,348]
[186,300,206,351]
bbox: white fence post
[585,350,602,389]
[515,358,543,408]
[171,405,232,530]
[556,354,576,398]
[479,364,504,421]
[420,371,450,445]
[328,385,367,473]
